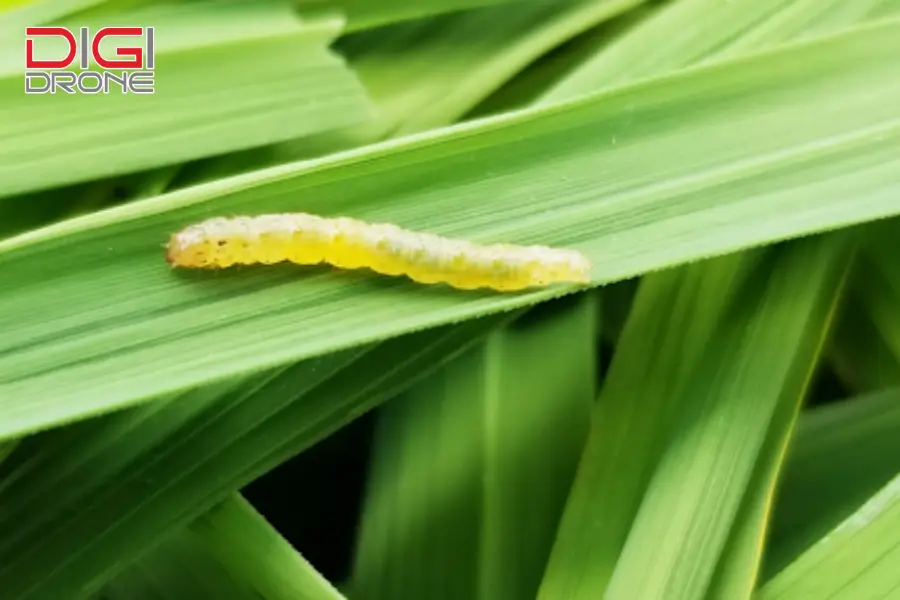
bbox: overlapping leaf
[352,295,596,600]
[2,21,900,440]
[764,386,900,579]
[103,494,346,600]
[540,233,850,600]
[2,2,900,599]
[0,312,517,598]
[0,1,374,198]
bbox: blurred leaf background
[1,0,900,599]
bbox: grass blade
[316,0,520,32]
[0,2,374,198]
[542,234,849,600]
[539,0,894,103]
[2,21,900,439]
[539,248,766,599]
[341,0,644,138]
[764,386,900,578]
[103,493,345,600]
[0,313,516,599]
[188,494,346,600]
[828,265,900,393]
[758,471,900,599]
[352,294,596,600]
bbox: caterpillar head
[166,224,217,268]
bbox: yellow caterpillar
[165,213,592,292]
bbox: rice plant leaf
[873,0,900,18]
[764,386,900,580]
[189,493,346,600]
[101,528,264,600]
[352,294,596,600]
[538,248,770,599]
[798,1,896,38]
[540,0,785,101]
[705,246,851,599]
[757,471,900,599]
[540,0,891,102]
[828,253,900,392]
[312,0,520,32]
[0,164,183,241]
[606,235,847,600]
[703,460,777,600]
[340,0,644,138]
[103,493,345,600]
[0,312,517,599]
[857,223,900,365]
[0,0,106,36]
[0,441,17,467]
[2,21,900,440]
[0,2,374,198]
[190,0,644,187]
[469,4,660,118]
[704,0,888,62]
[541,233,850,600]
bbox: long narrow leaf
[764,386,900,578]
[0,312,517,599]
[0,2,374,198]
[757,471,900,599]
[538,0,892,103]
[2,21,900,440]
[352,294,596,600]
[102,493,345,600]
[341,0,643,138]
[543,234,849,600]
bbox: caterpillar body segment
[166,213,592,292]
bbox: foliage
[1,1,900,599]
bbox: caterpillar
[165,213,592,292]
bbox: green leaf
[469,4,661,118]
[764,386,900,579]
[340,0,644,138]
[0,440,17,466]
[0,0,107,36]
[0,1,374,198]
[757,471,900,599]
[538,0,893,102]
[179,0,645,186]
[0,312,516,599]
[874,0,900,18]
[704,242,850,599]
[828,269,900,393]
[857,223,900,364]
[102,528,265,600]
[314,0,521,32]
[2,20,900,440]
[351,293,596,600]
[189,494,345,600]
[0,165,182,241]
[103,493,345,600]
[539,248,764,600]
[540,233,850,600]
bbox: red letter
[91,27,144,69]
[25,27,77,69]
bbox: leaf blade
[2,20,900,439]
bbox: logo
[25,26,155,94]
